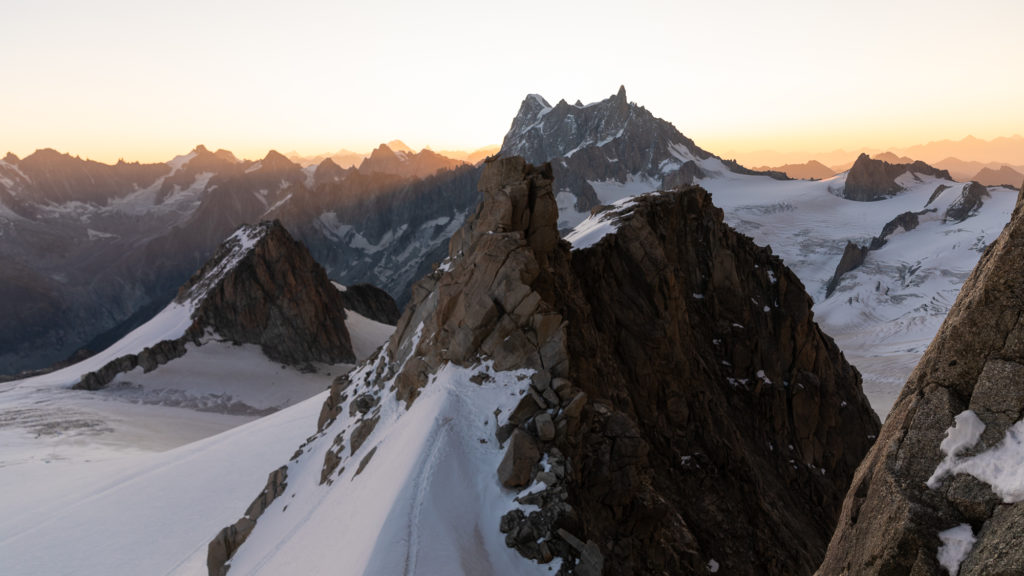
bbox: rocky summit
[843,153,952,201]
[818,185,1024,576]
[75,220,354,390]
[208,157,879,576]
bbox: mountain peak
[259,149,296,171]
[499,88,715,215]
[844,153,951,201]
[386,139,413,153]
[75,220,355,390]
[175,220,354,365]
[3,152,19,164]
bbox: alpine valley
[1,87,1021,576]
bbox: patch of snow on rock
[937,523,976,576]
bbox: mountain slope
[73,220,355,391]
[972,165,1024,188]
[755,160,836,180]
[0,219,395,576]
[211,157,878,576]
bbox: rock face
[336,283,400,325]
[827,241,872,297]
[74,220,354,390]
[561,186,880,575]
[817,186,1024,576]
[945,181,990,223]
[844,153,952,201]
[498,87,783,216]
[826,208,939,296]
[180,219,354,366]
[207,466,288,576]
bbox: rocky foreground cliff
[818,186,1024,575]
[208,157,879,576]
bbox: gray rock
[535,412,555,442]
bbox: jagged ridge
[208,158,880,576]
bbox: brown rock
[498,429,541,488]
[562,186,879,575]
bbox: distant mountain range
[731,134,1024,175]
[285,141,499,168]
[0,143,480,376]
[760,149,1023,188]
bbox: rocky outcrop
[207,466,287,576]
[844,153,952,201]
[74,221,354,390]
[180,220,354,367]
[945,181,990,223]
[874,210,924,247]
[827,241,871,297]
[384,157,568,405]
[561,186,880,575]
[336,283,400,325]
[817,185,1024,575]
[827,209,934,296]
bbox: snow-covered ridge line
[176,222,270,305]
[565,195,642,250]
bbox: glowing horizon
[4,0,1022,167]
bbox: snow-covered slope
[702,173,1016,417]
[0,301,392,576]
[226,360,553,576]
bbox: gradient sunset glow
[4,0,1022,166]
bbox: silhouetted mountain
[844,153,951,201]
[357,143,465,179]
[755,160,835,180]
[973,165,1024,188]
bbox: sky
[3,0,1023,165]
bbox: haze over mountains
[750,136,1024,187]
[284,141,499,169]
[0,143,480,376]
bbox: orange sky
[3,0,1023,165]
